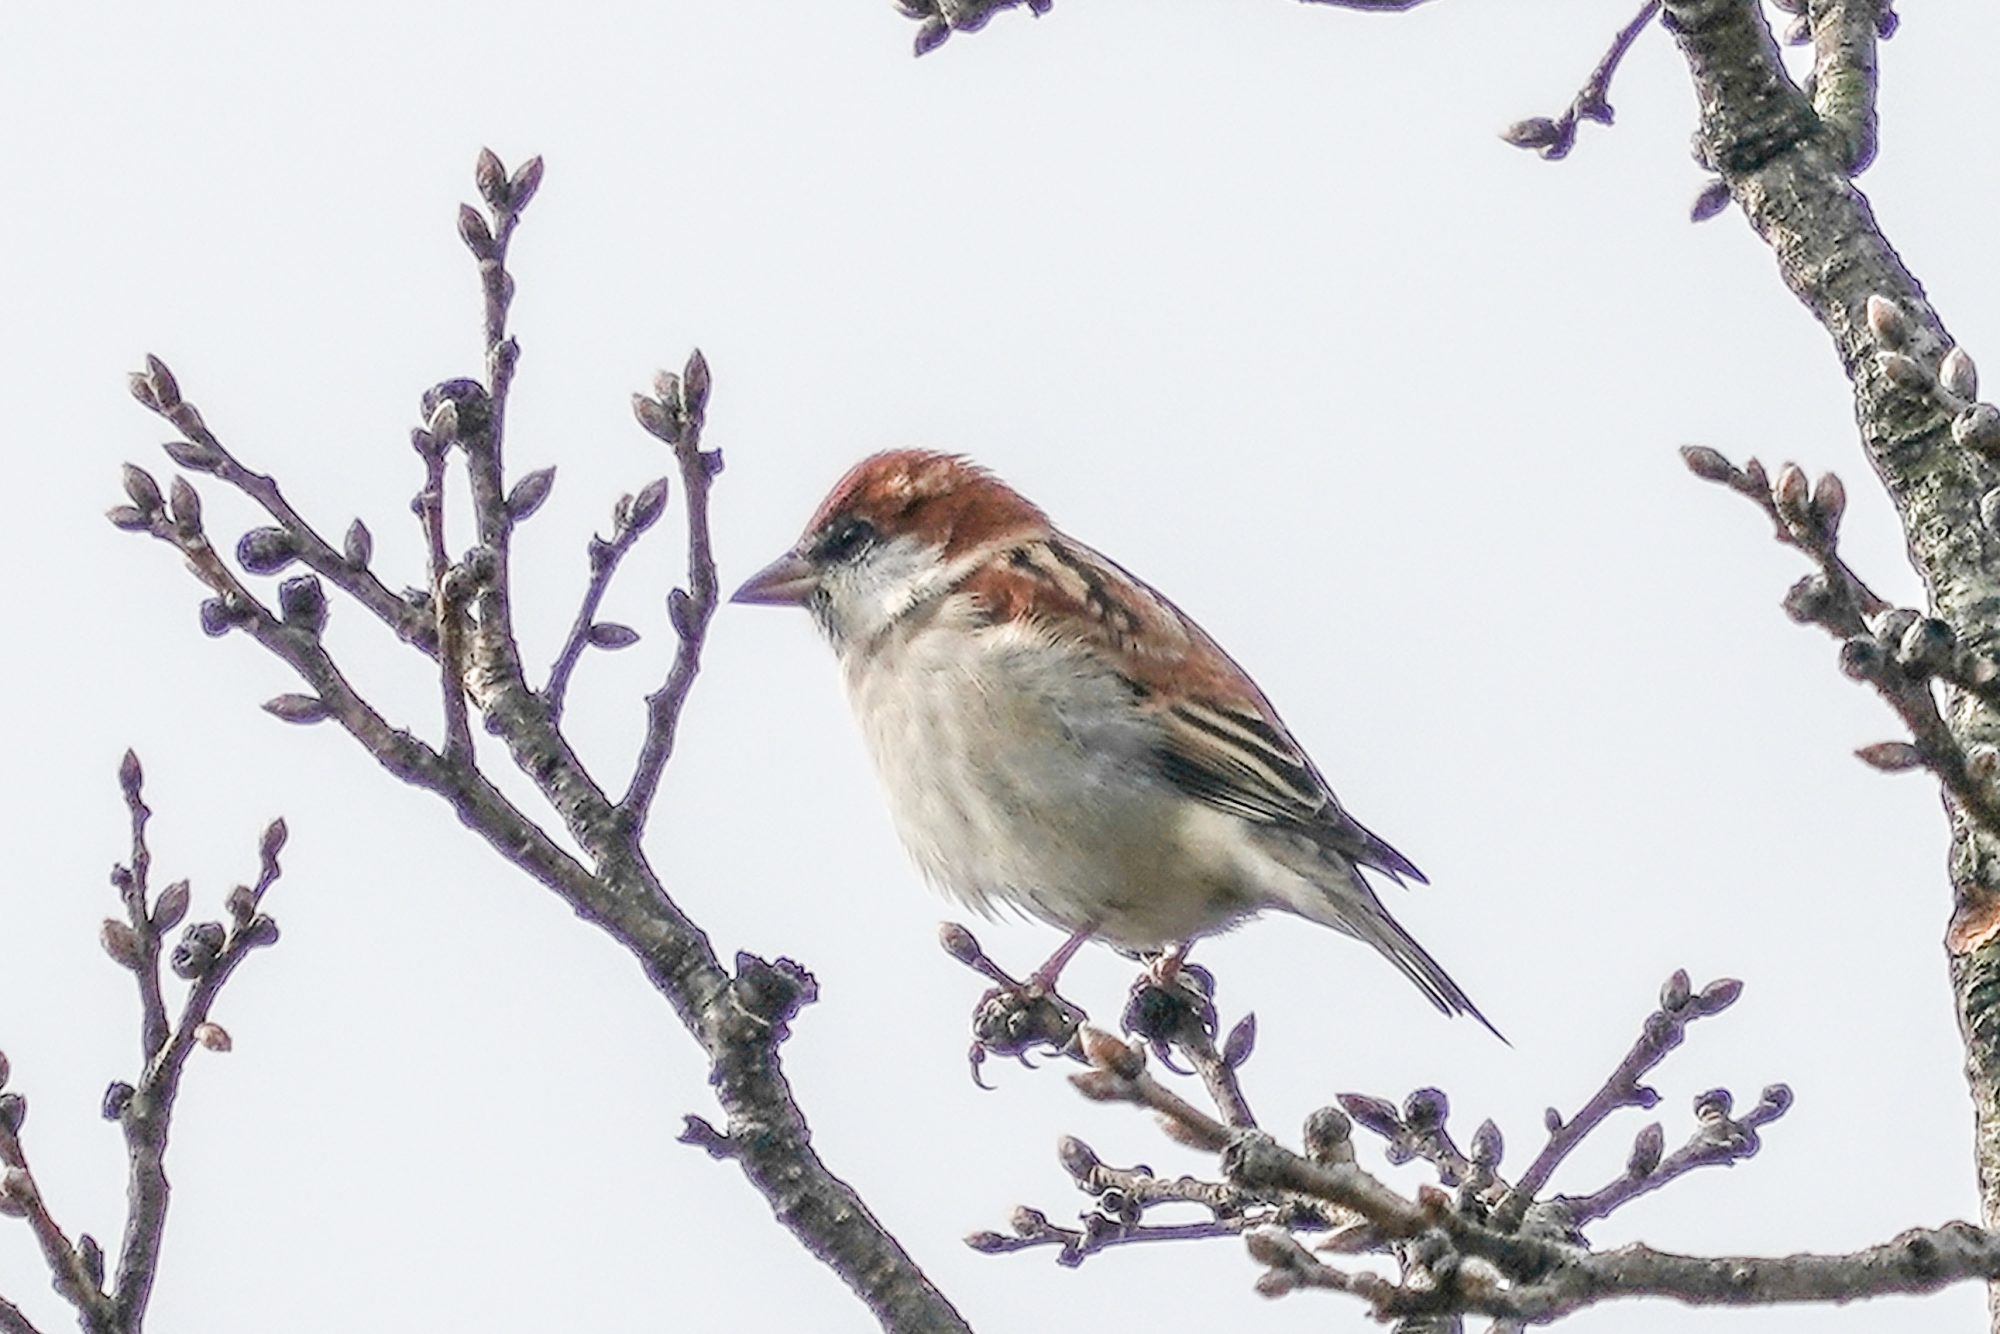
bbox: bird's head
[731,450,1049,648]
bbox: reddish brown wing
[960,534,1426,885]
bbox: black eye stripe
[815,517,877,563]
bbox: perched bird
[733,450,1495,1034]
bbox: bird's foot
[1121,956,1217,1073]
[939,922,1088,1087]
[966,983,1087,1086]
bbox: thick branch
[1806,0,1879,173]
[1659,7,2000,1302]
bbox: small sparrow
[734,451,1494,1033]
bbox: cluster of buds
[630,348,716,453]
[895,0,1051,57]
[1867,294,2000,454]
[1680,447,1848,554]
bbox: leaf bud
[100,919,144,970]
[1689,178,1731,222]
[122,464,163,512]
[587,622,640,649]
[474,148,507,207]
[509,156,544,211]
[236,527,300,574]
[1866,294,1910,347]
[1954,404,2000,455]
[1809,471,1846,539]
[1500,117,1562,149]
[1876,350,1932,391]
[1057,1135,1101,1182]
[344,519,373,569]
[170,921,227,979]
[1627,1122,1665,1176]
[1679,445,1736,482]
[505,467,556,521]
[278,575,328,635]
[152,880,190,932]
[1942,348,1979,402]
[1856,740,1926,772]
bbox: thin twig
[969,1212,1260,1265]
[544,477,672,724]
[1558,1084,1791,1226]
[108,781,287,1330]
[620,355,721,833]
[130,370,438,657]
[1501,1,1662,159]
[1493,971,1741,1229]
[1166,1001,1258,1130]
[1683,446,2000,839]
[113,755,170,1060]
[413,439,474,768]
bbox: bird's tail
[1272,847,1505,1042]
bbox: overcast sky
[3,2,1998,1331]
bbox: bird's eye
[815,517,877,564]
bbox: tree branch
[0,759,285,1334]
[1805,0,1882,173]
[619,355,721,834]
[893,0,1438,57]
[1500,1,1662,160]
[543,476,671,724]
[1653,11,2000,1303]
[111,152,970,1334]
[0,1295,43,1334]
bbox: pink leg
[1146,939,1193,989]
[1026,921,1098,992]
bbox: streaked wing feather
[960,534,1425,885]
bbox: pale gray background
[1,2,1994,1330]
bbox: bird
[732,450,1496,1035]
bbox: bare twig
[969,1209,1260,1266]
[1119,967,1258,1129]
[1680,445,2000,840]
[0,760,286,1334]
[1338,1088,1483,1189]
[1500,0,1662,159]
[124,360,438,657]
[412,430,475,767]
[1068,1026,1235,1152]
[894,0,1435,57]
[1558,1083,1792,1225]
[1493,969,1742,1229]
[619,354,721,834]
[543,476,672,723]
[112,753,170,1060]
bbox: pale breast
[839,600,1256,946]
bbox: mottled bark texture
[1662,0,2000,1325]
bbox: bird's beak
[730,551,819,606]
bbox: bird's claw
[964,980,1086,1086]
[1121,961,1218,1048]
